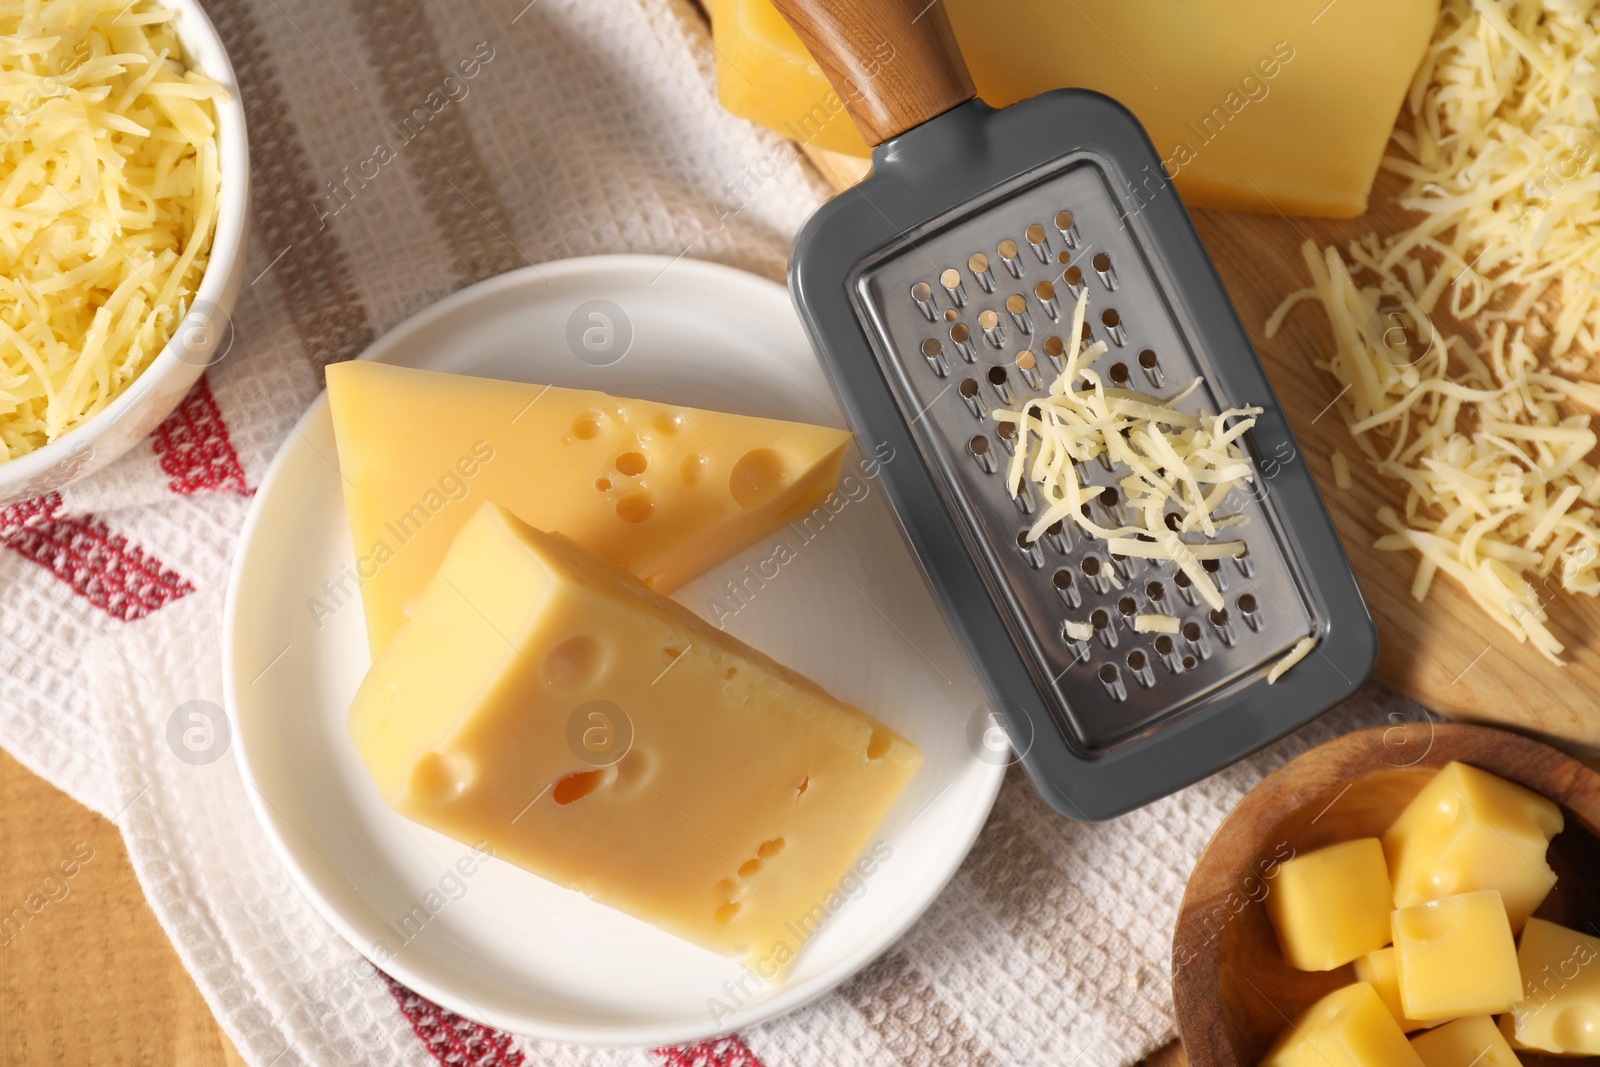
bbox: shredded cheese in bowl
[0,0,224,461]
[992,290,1262,613]
[1268,0,1600,664]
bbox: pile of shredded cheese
[1268,0,1600,664]
[0,0,223,459]
[992,290,1263,615]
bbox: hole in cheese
[552,768,610,806]
[615,451,647,476]
[738,858,762,877]
[610,748,653,796]
[730,449,790,508]
[594,477,611,492]
[679,452,708,486]
[615,491,654,524]
[406,752,475,803]
[713,902,741,925]
[758,837,786,858]
[543,635,605,689]
[865,729,892,761]
[794,776,809,797]
[653,411,682,436]
[571,411,604,440]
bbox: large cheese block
[708,0,1438,217]
[325,361,852,653]
[348,502,923,973]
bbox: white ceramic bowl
[0,0,250,506]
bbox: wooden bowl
[1172,722,1600,1067]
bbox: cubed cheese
[1352,947,1431,1033]
[1259,983,1425,1067]
[1382,761,1562,931]
[1506,918,1600,1055]
[348,502,922,974]
[1265,838,1394,971]
[326,361,853,653]
[1393,891,1522,1020]
[1409,1016,1522,1067]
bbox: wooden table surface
[0,748,245,1066]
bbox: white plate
[224,256,1003,1047]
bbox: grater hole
[1017,530,1032,549]
[1053,569,1073,591]
[1057,251,1071,265]
[1006,294,1027,315]
[1110,363,1130,385]
[1127,650,1146,670]
[1081,321,1094,343]
[1099,663,1118,681]
[1183,655,1196,670]
[1091,608,1109,629]
[921,338,941,358]
[1155,634,1174,654]
[998,239,1019,259]
[1210,608,1229,625]
[1081,557,1101,577]
[1202,558,1220,573]
[911,282,932,300]
[988,365,1008,386]
[1093,252,1112,272]
[940,268,961,289]
[969,435,990,456]
[945,308,959,322]
[1064,265,1083,287]
[1165,512,1181,531]
[1100,487,1118,507]
[960,377,979,399]
[1175,571,1192,589]
[1238,594,1258,613]
[1139,349,1158,369]
[1043,336,1064,358]
[1102,309,1120,328]
[1146,581,1164,601]
[1182,621,1201,641]
[1016,351,1036,371]
[1055,210,1074,232]
[1025,223,1046,245]
[968,252,988,274]
[1117,597,1137,617]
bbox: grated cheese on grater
[993,289,1261,613]
[0,1,224,460]
[1266,0,1600,665]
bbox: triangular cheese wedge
[325,362,853,654]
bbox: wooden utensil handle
[768,0,976,146]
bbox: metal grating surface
[851,156,1319,751]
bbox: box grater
[775,0,1377,819]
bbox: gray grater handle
[768,0,975,145]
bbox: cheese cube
[348,503,922,973]
[1393,891,1522,1020]
[1352,947,1431,1032]
[1409,1017,1522,1067]
[1382,761,1562,931]
[326,361,853,653]
[1259,983,1425,1067]
[1265,838,1394,971]
[1506,918,1600,1055]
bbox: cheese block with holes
[348,502,923,973]
[325,361,853,653]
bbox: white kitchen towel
[0,0,1425,1064]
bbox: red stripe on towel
[655,1036,766,1067]
[152,375,250,496]
[381,972,525,1067]
[1,495,195,621]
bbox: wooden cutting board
[805,149,1600,753]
